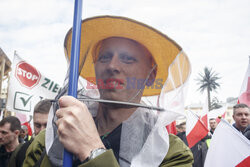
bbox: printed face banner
[6,54,61,116]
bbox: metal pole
[63,0,82,166]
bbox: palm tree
[196,67,221,111]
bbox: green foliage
[196,67,221,93]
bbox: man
[179,122,186,132]
[176,122,188,145]
[15,99,51,167]
[176,122,186,135]
[32,99,51,136]
[19,125,31,143]
[176,124,182,134]
[0,116,22,167]
[177,122,208,167]
[232,103,250,140]
[209,118,217,135]
[23,16,193,167]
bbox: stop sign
[15,61,41,89]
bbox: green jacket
[23,130,193,167]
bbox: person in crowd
[176,122,186,136]
[32,99,51,136]
[232,103,250,140]
[179,122,186,132]
[23,16,193,167]
[177,121,208,167]
[18,127,25,144]
[0,116,22,167]
[19,125,31,143]
[176,124,182,134]
[176,122,188,145]
[209,118,217,135]
[15,99,51,167]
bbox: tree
[196,67,221,111]
[210,96,222,110]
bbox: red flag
[201,105,227,131]
[186,110,209,148]
[236,156,250,167]
[201,114,208,128]
[166,121,177,135]
[204,119,250,167]
[238,57,250,106]
[208,105,227,124]
[200,96,209,128]
[215,112,226,123]
[22,122,32,136]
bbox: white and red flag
[166,121,177,135]
[238,57,250,106]
[186,110,209,148]
[200,96,209,128]
[208,104,227,124]
[204,119,250,167]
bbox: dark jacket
[243,125,250,140]
[0,145,12,167]
[233,124,250,140]
[177,132,208,167]
[15,138,34,167]
[0,144,23,167]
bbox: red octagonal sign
[15,61,41,89]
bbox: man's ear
[232,115,236,121]
[14,130,20,136]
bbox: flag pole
[63,0,82,166]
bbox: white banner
[6,54,61,116]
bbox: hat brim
[64,15,190,96]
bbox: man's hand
[56,96,105,161]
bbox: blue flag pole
[63,0,82,166]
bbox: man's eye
[35,124,41,128]
[97,53,112,63]
[119,54,137,64]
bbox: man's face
[19,129,26,138]
[209,119,217,130]
[0,123,18,146]
[180,124,186,132]
[95,37,154,103]
[233,107,250,131]
[33,113,49,136]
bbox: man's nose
[107,54,121,73]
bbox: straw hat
[64,15,190,96]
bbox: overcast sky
[0,0,249,105]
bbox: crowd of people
[0,99,51,167]
[176,103,250,167]
[0,15,249,167]
[1,101,249,167]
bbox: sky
[0,0,249,106]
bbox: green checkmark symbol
[20,96,33,107]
